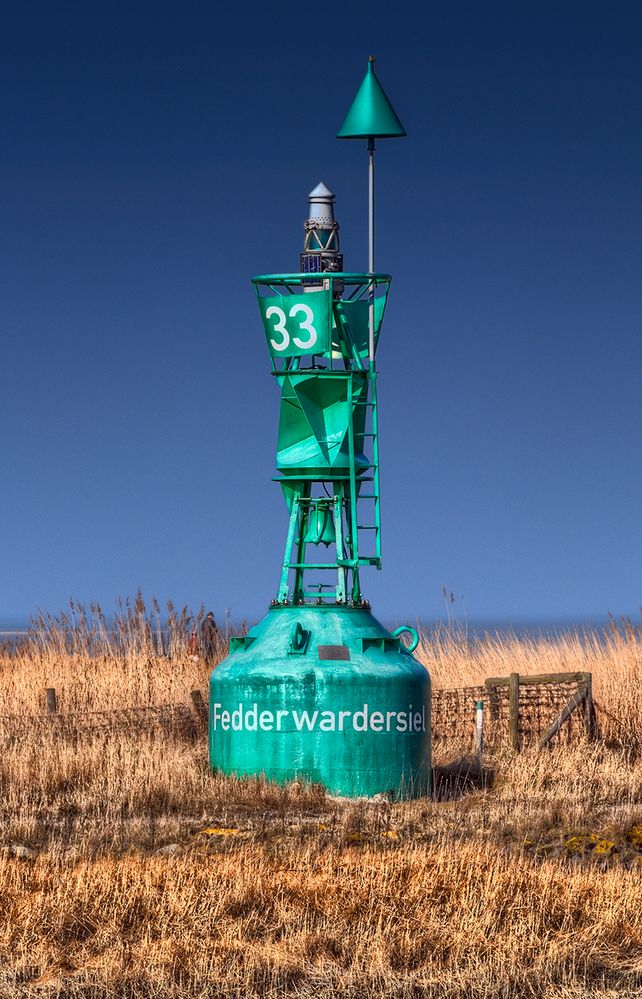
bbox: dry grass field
[0,600,641,998]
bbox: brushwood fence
[0,674,596,751]
[0,702,200,742]
[433,671,596,751]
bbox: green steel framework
[253,272,390,607]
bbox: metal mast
[338,55,406,366]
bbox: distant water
[0,615,628,642]
[378,620,636,651]
[413,618,621,640]
[0,618,30,635]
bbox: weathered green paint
[337,57,406,140]
[210,605,431,799]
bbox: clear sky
[1,2,639,626]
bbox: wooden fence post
[583,672,597,740]
[45,687,57,715]
[508,672,520,751]
[190,689,209,727]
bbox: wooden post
[45,687,57,715]
[583,672,597,740]
[485,671,585,687]
[539,687,587,749]
[190,689,208,727]
[508,672,520,751]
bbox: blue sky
[1,2,639,626]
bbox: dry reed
[0,600,640,997]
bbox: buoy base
[209,604,431,799]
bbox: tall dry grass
[0,600,641,997]
[3,841,642,998]
[0,595,222,714]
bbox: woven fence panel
[514,681,586,743]
[0,703,199,742]
[432,687,486,746]
[433,677,588,748]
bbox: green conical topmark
[337,56,406,140]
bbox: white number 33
[266,303,318,352]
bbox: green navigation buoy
[209,62,430,799]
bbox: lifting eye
[289,621,311,655]
[391,626,419,654]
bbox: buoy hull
[209,605,431,799]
